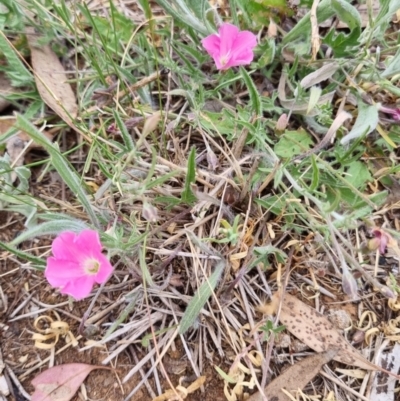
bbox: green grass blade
[181,146,197,204]
[179,260,225,334]
[15,114,100,228]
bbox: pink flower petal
[60,276,96,300]
[51,231,87,262]
[75,229,102,254]
[45,258,83,282]
[202,34,221,57]
[218,23,239,58]
[93,253,114,284]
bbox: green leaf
[15,114,100,228]
[181,146,197,204]
[155,0,208,35]
[179,260,225,334]
[240,67,262,125]
[344,161,372,190]
[0,32,32,87]
[340,101,379,145]
[0,241,46,269]
[113,110,135,151]
[9,220,89,246]
[282,0,335,44]
[381,47,400,78]
[214,366,236,384]
[332,0,361,30]
[309,156,319,191]
[323,27,360,57]
[274,130,313,158]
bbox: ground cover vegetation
[1,0,400,400]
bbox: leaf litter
[269,291,400,378]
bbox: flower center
[83,258,100,275]
[220,51,231,66]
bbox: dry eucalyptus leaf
[247,350,337,401]
[26,28,78,127]
[271,291,400,378]
[31,363,111,401]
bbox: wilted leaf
[31,363,110,401]
[300,63,339,89]
[26,28,78,127]
[271,291,400,377]
[247,350,337,401]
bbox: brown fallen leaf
[25,29,91,142]
[31,363,111,401]
[247,349,337,401]
[271,291,400,378]
[25,28,78,129]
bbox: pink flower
[368,227,391,254]
[378,104,400,121]
[45,230,113,300]
[202,23,257,70]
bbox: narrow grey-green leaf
[300,63,339,89]
[15,114,100,228]
[240,67,261,122]
[179,260,225,334]
[155,0,208,35]
[113,110,134,151]
[9,220,89,246]
[0,241,46,269]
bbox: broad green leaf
[345,161,372,190]
[274,130,313,158]
[181,146,197,204]
[15,114,100,228]
[323,27,360,57]
[179,260,225,334]
[340,101,379,145]
[332,0,361,30]
[282,0,335,44]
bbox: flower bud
[342,268,359,300]
[275,113,288,133]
